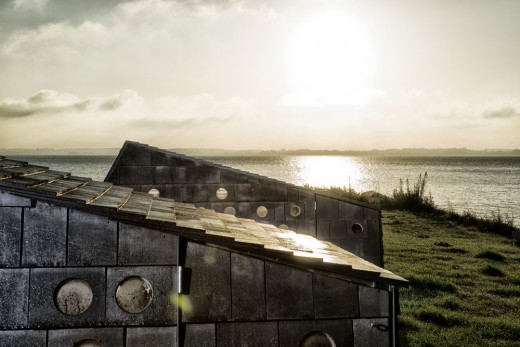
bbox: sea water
[10,155,520,225]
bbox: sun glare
[283,11,376,107]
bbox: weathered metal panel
[0,330,46,347]
[329,220,347,239]
[186,166,221,184]
[265,262,313,319]
[316,195,339,220]
[118,223,177,265]
[136,166,155,185]
[0,207,22,267]
[151,151,167,166]
[183,242,231,322]
[339,201,364,220]
[22,201,67,267]
[363,206,380,221]
[0,191,32,206]
[216,322,278,347]
[358,286,390,317]
[68,209,117,266]
[353,318,390,347]
[347,220,369,239]
[28,267,105,328]
[182,185,209,203]
[234,184,252,202]
[48,328,124,347]
[295,220,316,237]
[155,166,174,184]
[268,183,288,201]
[299,189,316,220]
[120,147,152,166]
[340,239,365,258]
[106,266,177,325]
[317,220,330,240]
[236,202,251,218]
[279,319,353,346]
[273,202,286,221]
[183,323,216,347]
[173,167,187,183]
[313,274,359,318]
[0,269,29,329]
[251,184,269,202]
[231,253,266,321]
[126,326,177,347]
[116,166,138,185]
[163,184,183,201]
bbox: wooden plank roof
[0,156,407,287]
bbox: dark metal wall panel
[120,148,152,166]
[265,262,313,319]
[137,166,155,185]
[151,151,166,166]
[126,326,177,347]
[313,274,359,318]
[118,223,177,265]
[183,242,231,322]
[0,191,32,206]
[22,202,67,267]
[363,207,379,221]
[0,269,29,329]
[186,166,221,184]
[299,189,316,220]
[106,266,177,326]
[155,166,174,184]
[353,318,390,347]
[0,207,22,267]
[0,330,46,347]
[48,328,124,347]
[28,267,106,328]
[216,322,278,347]
[183,323,216,347]
[316,195,339,220]
[339,201,364,220]
[118,166,138,185]
[182,185,209,203]
[278,319,353,347]
[231,253,266,321]
[317,220,330,240]
[295,220,316,237]
[68,209,117,266]
[340,239,365,258]
[234,184,252,202]
[358,286,390,318]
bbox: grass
[383,210,520,347]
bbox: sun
[283,11,377,107]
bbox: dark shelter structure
[0,152,407,346]
[106,141,384,267]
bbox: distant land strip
[1,147,519,156]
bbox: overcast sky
[1,0,519,150]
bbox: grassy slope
[382,210,520,347]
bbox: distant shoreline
[2,147,520,157]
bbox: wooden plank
[118,192,153,215]
[89,186,132,208]
[61,181,112,203]
[36,177,91,195]
[0,159,27,168]
[2,165,48,176]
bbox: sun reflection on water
[293,156,367,191]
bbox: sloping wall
[105,142,383,266]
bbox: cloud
[0,89,141,118]
[483,107,520,119]
[13,0,49,12]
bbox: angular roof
[0,155,407,287]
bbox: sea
[9,155,520,226]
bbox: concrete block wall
[106,145,383,266]
[0,192,178,346]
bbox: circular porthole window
[289,204,302,217]
[115,276,153,314]
[216,188,228,200]
[299,331,336,347]
[279,224,289,230]
[224,206,236,215]
[73,340,103,347]
[54,278,93,316]
[256,206,268,218]
[147,188,160,197]
[352,223,364,234]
